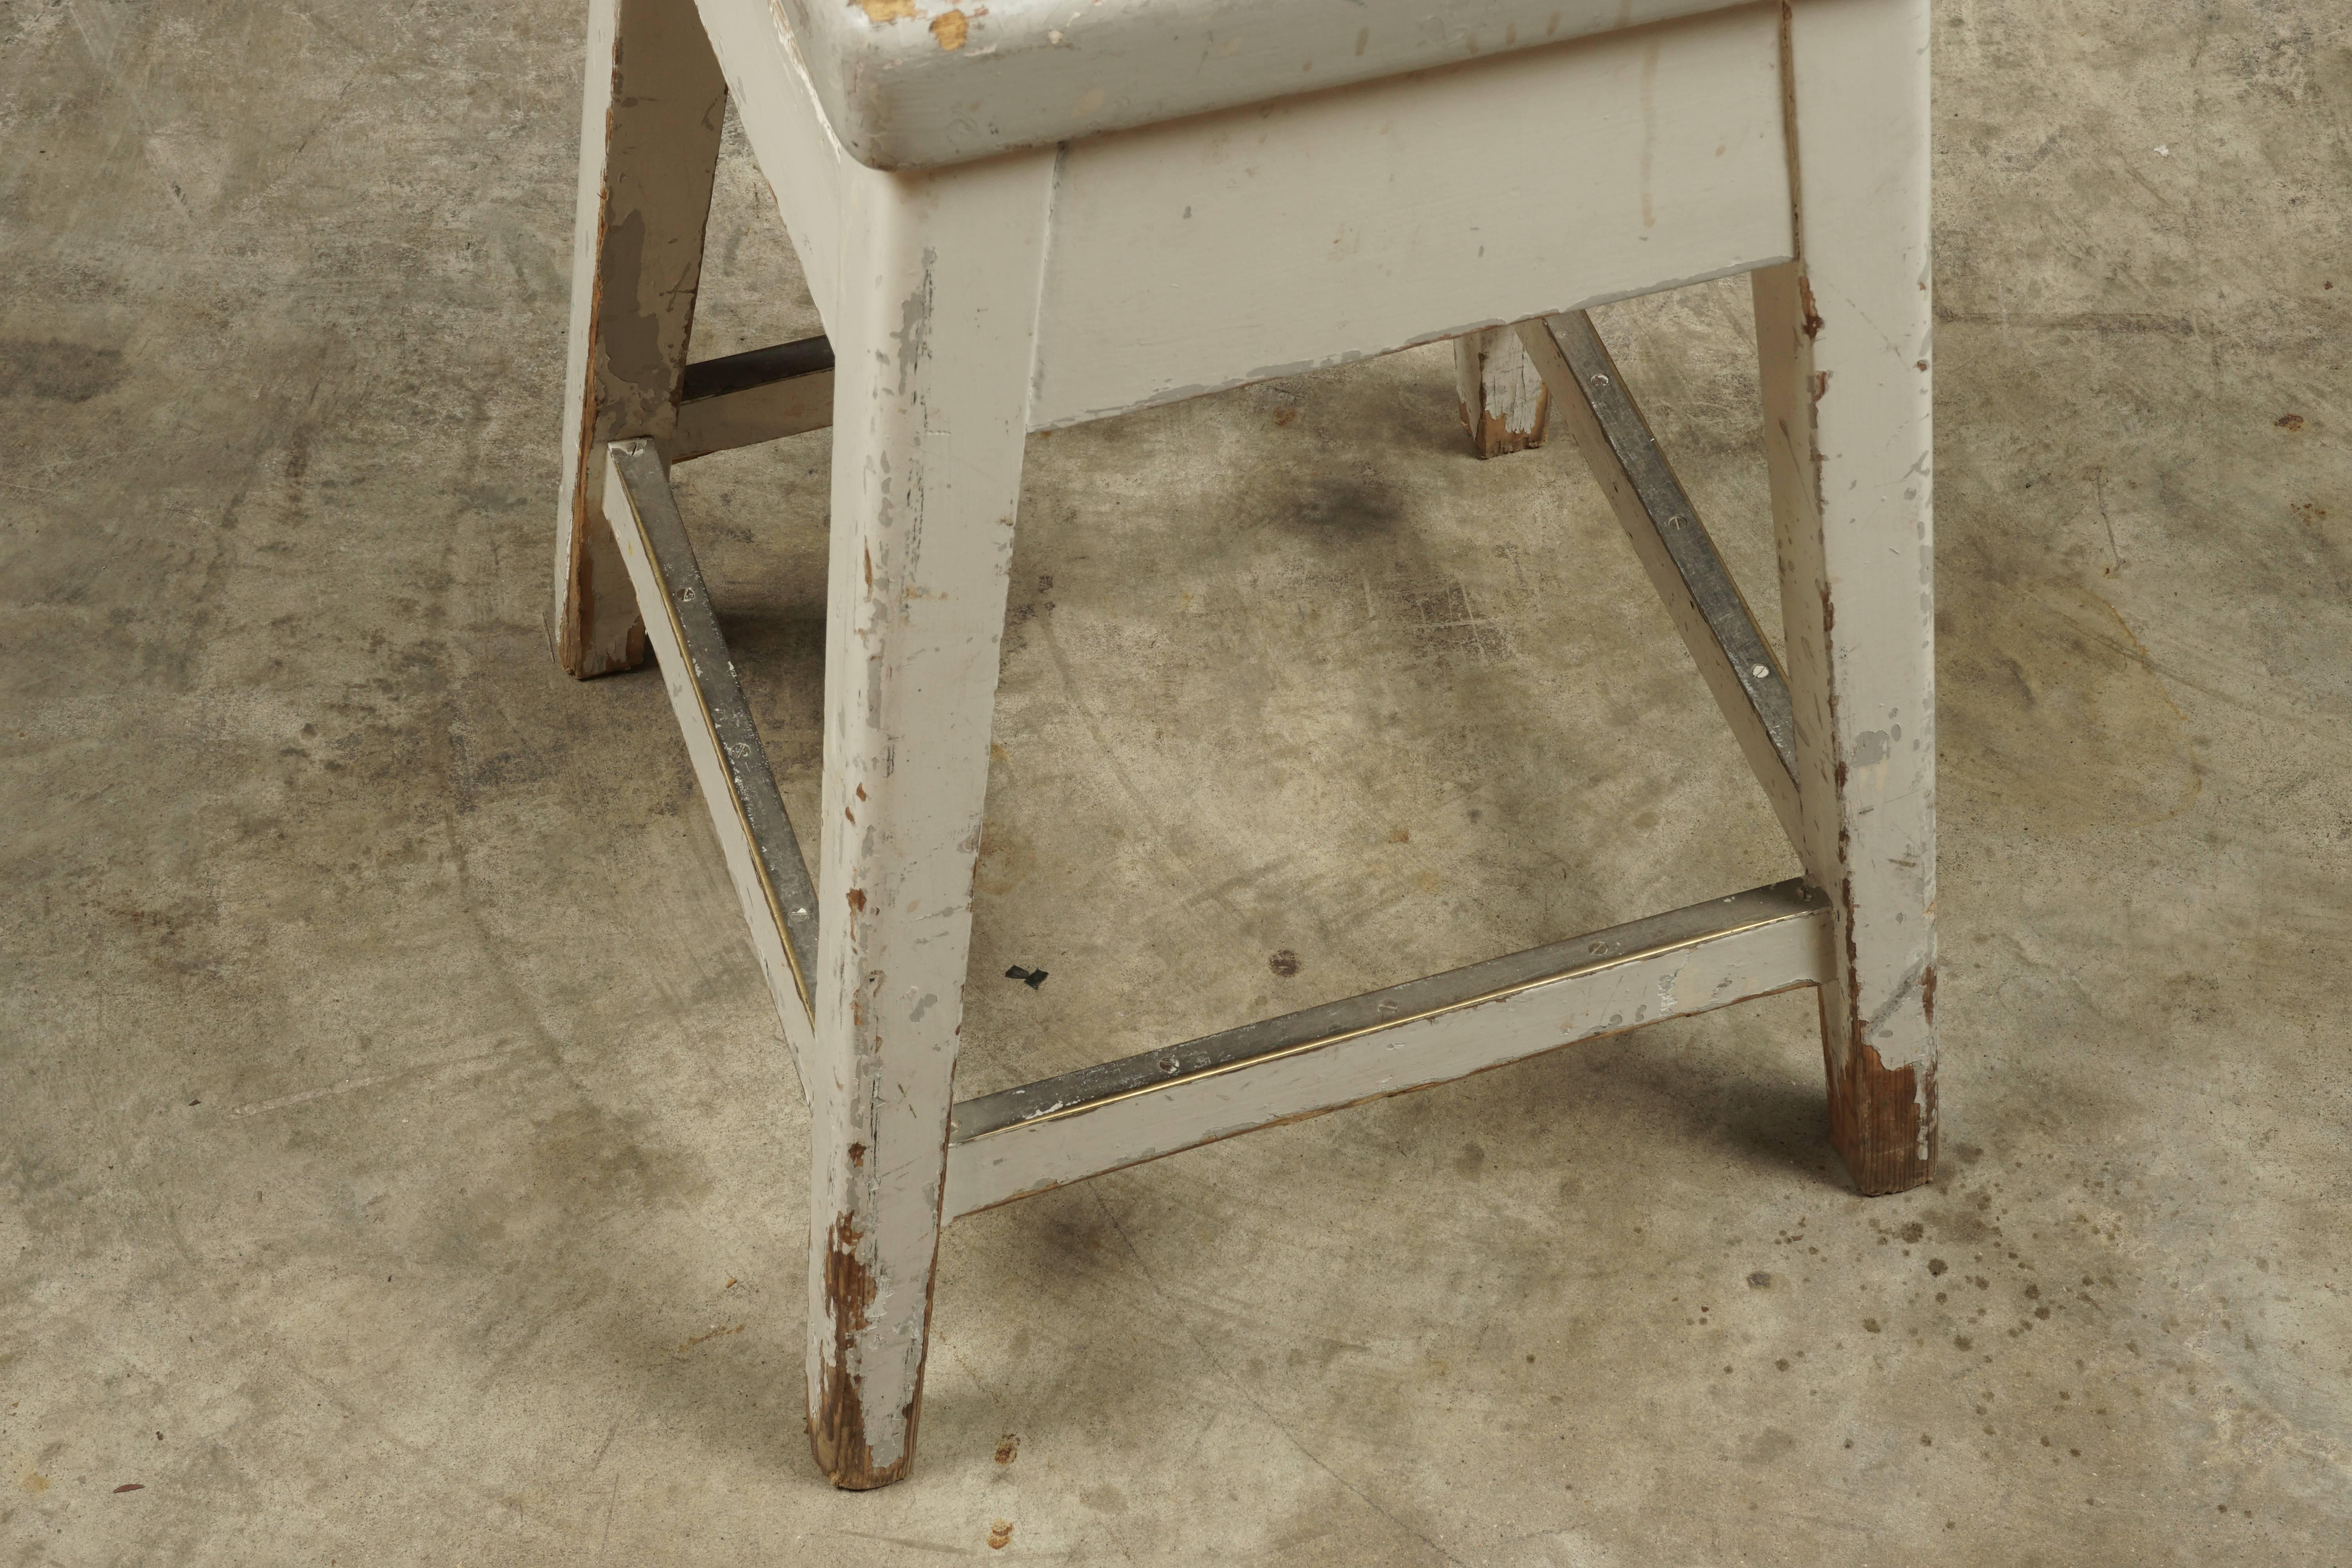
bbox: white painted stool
[553,0,1937,1488]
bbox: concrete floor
[4,0,2349,1562]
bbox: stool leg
[1753,0,1936,1196]
[804,153,1058,1489]
[552,0,726,677]
[1454,327,1551,458]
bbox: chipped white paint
[764,0,1761,171]
[562,0,1938,1484]
[941,888,1831,1220]
[1752,0,1937,1188]
[802,146,1058,1486]
[1454,327,1551,457]
[555,0,728,677]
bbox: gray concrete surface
[4,0,2348,1562]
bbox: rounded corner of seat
[784,11,950,169]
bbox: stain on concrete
[526,1102,713,1210]
[1939,572,2200,829]
[0,339,126,403]
[973,821,1034,896]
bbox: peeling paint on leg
[553,0,724,679]
[1824,996,1937,1196]
[809,1213,918,1488]
[1453,328,1550,458]
[591,211,667,435]
[807,147,1053,1491]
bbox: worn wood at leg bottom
[1454,326,1551,457]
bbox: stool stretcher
[942,880,1830,1220]
[670,335,836,463]
[604,440,821,1089]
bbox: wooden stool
[553,0,1937,1488]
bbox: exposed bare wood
[1518,309,1804,850]
[671,336,836,461]
[942,882,1829,1220]
[554,0,728,678]
[1454,327,1552,457]
[603,441,819,1086]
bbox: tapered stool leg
[1454,327,1552,458]
[552,0,726,677]
[804,151,1059,1489]
[1754,0,1937,1195]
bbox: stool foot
[1454,327,1550,457]
[807,1234,924,1489]
[552,0,726,677]
[1819,990,1936,1197]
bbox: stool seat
[773,0,1755,169]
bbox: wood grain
[1455,327,1552,458]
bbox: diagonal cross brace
[1517,310,1805,853]
[604,439,820,1094]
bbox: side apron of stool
[1753,0,1938,1195]
[804,150,1059,1488]
[552,0,727,677]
